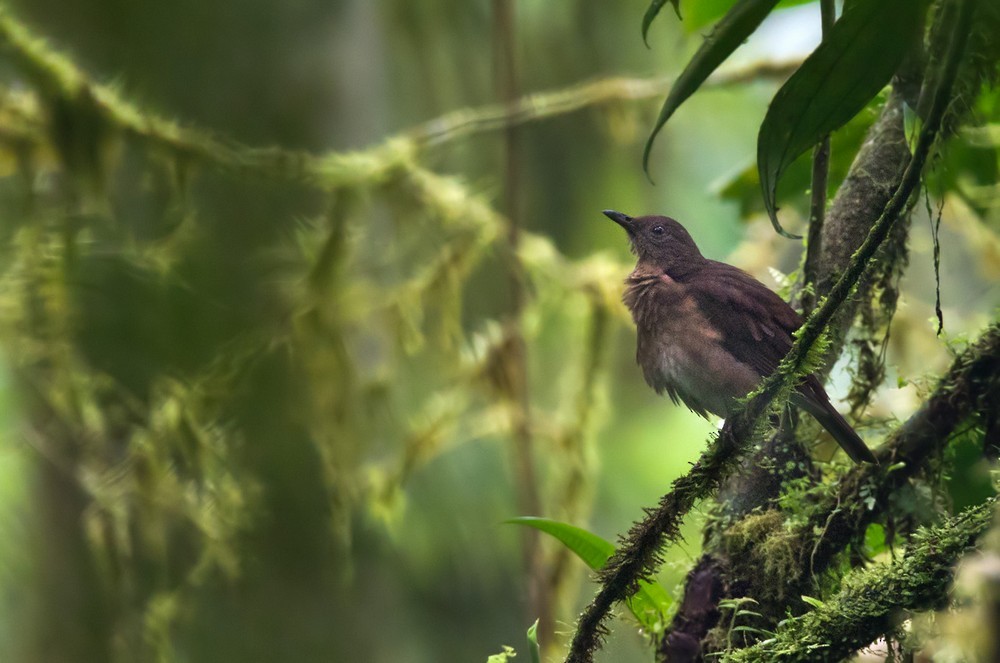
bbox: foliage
[645,0,930,236]
[565,1,1000,662]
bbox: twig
[801,0,836,316]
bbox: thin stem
[492,0,552,648]
[802,0,836,315]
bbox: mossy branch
[671,320,1000,659]
[800,321,1000,578]
[565,2,975,660]
[725,498,997,663]
[0,5,795,192]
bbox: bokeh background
[0,1,996,661]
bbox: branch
[0,5,796,191]
[801,322,1000,577]
[405,61,798,150]
[566,419,754,663]
[726,498,997,663]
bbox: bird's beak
[603,209,634,231]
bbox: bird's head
[603,210,703,269]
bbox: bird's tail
[792,390,878,464]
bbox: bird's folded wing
[682,261,802,379]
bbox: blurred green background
[0,1,996,661]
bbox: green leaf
[800,594,827,610]
[506,517,672,632]
[716,95,880,218]
[644,0,781,175]
[526,620,540,663]
[863,523,888,557]
[507,516,615,568]
[903,102,922,153]
[642,0,682,46]
[735,610,765,619]
[683,0,815,32]
[757,0,925,237]
[731,625,776,636]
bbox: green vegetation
[0,1,996,662]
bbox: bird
[604,210,877,464]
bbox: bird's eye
[652,225,665,236]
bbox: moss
[725,498,996,662]
[724,510,805,601]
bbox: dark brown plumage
[605,210,876,464]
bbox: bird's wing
[681,261,802,378]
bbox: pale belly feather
[639,330,761,419]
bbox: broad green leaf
[507,516,615,568]
[644,0,781,175]
[526,620,541,663]
[717,95,880,217]
[642,0,682,46]
[757,0,925,236]
[506,517,672,632]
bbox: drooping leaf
[716,95,881,217]
[506,517,672,631]
[644,0,781,175]
[642,0,814,40]
[507,516,614,567]
[757,0,925,236]
[642,0,682,46]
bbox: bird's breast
[630,286,760,419]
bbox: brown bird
[605,210,876,464]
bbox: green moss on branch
[0,6,794,192]
[726,498,997,663]
[801,321,1000,578]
